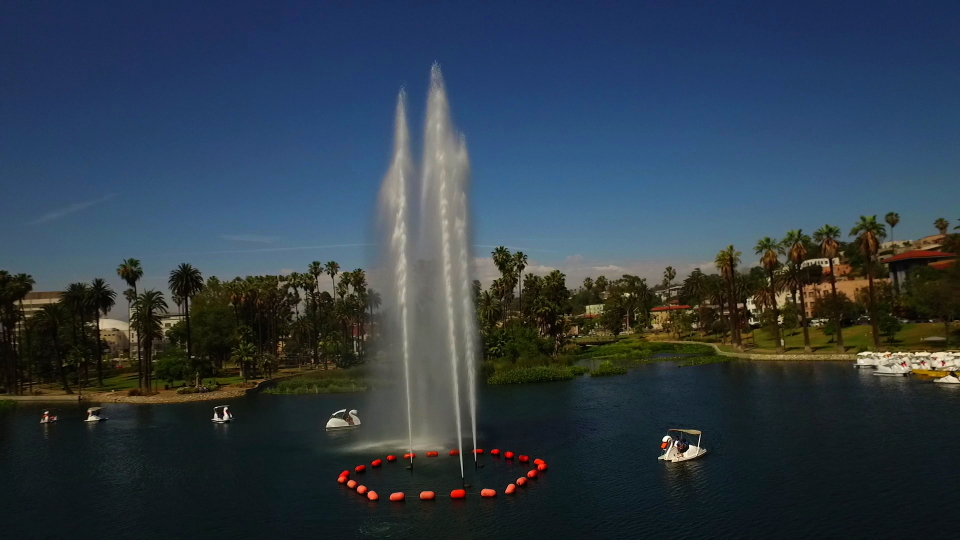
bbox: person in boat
[676,436,689,456]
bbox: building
[20,291,61,320]
[584,304,604,318]
[881,250,956,294]
[654,285,684,301]
[650,305,692,330]
[800,277,890,318]
[98,318,130,359]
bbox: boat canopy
[668,428,701,435]
[330,409,347,420]
[214,405,229,410]
[87,407,103,413]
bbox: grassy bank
[590,360,627,377]
[263,368,368,394]
[0,400,16,412]
[732,322,957,354]
[487,365,587,385]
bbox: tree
[131,290,168,391]
[117,258,144,385]
[600,302,625,336]
[813,225,846,352]
[513,251,528,312]
[850,216,886,348]
[902,265,960,344]
[754,237,785,352]
[783,229,813,353]
[682,269,711,334]
[492,246,512,278]
[885,212,900,251]
[477,290,501,330]
[88,278,116,385]
[62,282,93,387]
[231,340,256,383]
[941,234,960,255]
[935,217,950,235]
[662,266,677,289]
[715,246,743,351]
[33,303,72,393]
[168,263,204,364]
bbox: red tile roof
[881,250,955,263]
[651,305,691,312]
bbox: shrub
[676,356,730,367]
[590,360,627,377]
[487,366,576,385]
[265,376,367,394]
[127,388,143,397]
[176,386,198,395]
[568,365,590,376]
[0,400,16,413]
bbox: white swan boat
[325,409,361,431]
[40,410,58,424]
[874,361,911,376]
[854,352,880,368]
[658,429,707,462]
[934,373,960,384]
[84,407,107,422]
[211,405,233,423]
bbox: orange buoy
[491,449,500,456]
[516,477,527,486]
[473,448,484,454]
[505,483,517,494]
[537,463,548,472]
[371,459,382,467]
[403,452,416,459]
[449,449,460,456]
[419,491,436,500]
[519,455,529,463]
[347,479,358,489]
[355,465,366,473]
[504,451,515,459]
[337,476,348,484]
[526,469,538,479]
[367,491,379,501]
[533,458,544,465]
[386,455,397,462]
[389,492,405,502]
[450,489,467,499]
[357,485,368,495]
[339,470,350,478]
[426,451,439,457]
[481,489,496,498]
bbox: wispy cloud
[31,193,116,225]
[156,243,374,257]
[220,234,281,244]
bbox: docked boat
[912,369,951,378]
[325,409,361,431]
[211,405,233,423]
[40,410,58,424]
[854,352,880,368]
[658,429,707,462]
[84,407,107,422]
[934,373,960,384]
[874,361,911,376]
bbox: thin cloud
[220,234,281,244]
[156,243,374,257]
[30,193,116,225]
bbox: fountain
[377,65,478,483]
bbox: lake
[3,361,960,539]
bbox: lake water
[3,361,960,539]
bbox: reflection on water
[4,362,960,539]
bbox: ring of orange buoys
[337,446,549,504]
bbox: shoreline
[2,376,290,405]
[665,340,856,361]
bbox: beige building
[20,291,61,320]
[801,277,890,318]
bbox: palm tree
[116,258,143,384]
[492,246,512,278]
[662,266,677,289]
[715,246,743,351]
[783,229,813,353]
[885,212,900,252]
[168,263,204,363]
[34,303,72,393]
[131,290,168,391]
[754,237,785,352]
[323,261,340,297]
[512,251,528,312]
[477,290,501,330]
[12,273,35,393]
[850,216,886,348]
[813,225,845,352]
[681,269,709,334]
[62,282,92,387]
[88,278,116,385]
[935,217,950,235]
[231,341,256,383]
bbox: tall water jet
[377,90,415,465]
[375,64,477,483]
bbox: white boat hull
[325,418,361,431]
[84,416,107,422]
[659,445,707,463]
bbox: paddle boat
[325,409,361,431]
[658,429,707,462]
[934,372,960,384]
[854,352,880,368]
[874,361,911,376]
[84,407,107,422]
[211,405,233,423]
[40,410,58,424]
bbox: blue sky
[2,0,959,314]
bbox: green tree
[131,290,168,391]
[662,266,677,289]
[231,340,256,383]
[168,263,204,364]
[87,278,116,385]
[33,303,72,393]
[116,258,144,385]
[935,217,950,235]
[850,215,886,348]
[885,212,900,251]
[813,225,846,352]
[754,237,785,352]
[513,251,528,312]
[783,229,813,352]
[902,265,960,344]
[61,282,93,387]
[715,246,743,351]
